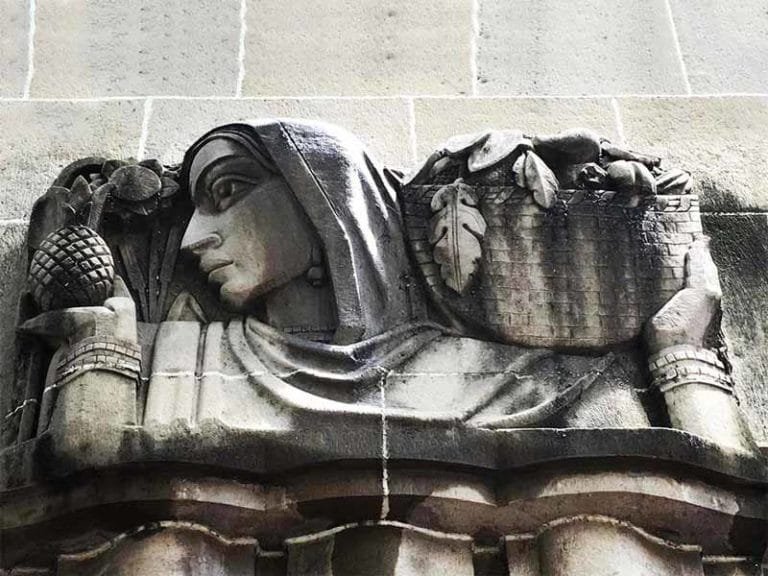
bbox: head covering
[182,118,424,344]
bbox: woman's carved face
[180,154,316,311]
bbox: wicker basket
[401,183,701,349]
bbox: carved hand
[18,276,138,348]
[645,236,721,355]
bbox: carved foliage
[428,179,487,294]
[513,150,559,209]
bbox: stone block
[669,0,768,93]
[0,0,28,97]
[412,97,618,163]
[144,97,414,169]
[0,100,143,218]
[702,214,768,444]
[477,0,687,96]
[31,0,240,97]
[242,0,472,96]
[618,96,768,211]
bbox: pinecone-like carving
[29,225,115,311]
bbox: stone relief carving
[9,119,754,450]
[2,119,765,574]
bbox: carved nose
[180,211,222,254]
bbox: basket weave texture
[401,184,701,348]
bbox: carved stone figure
[15,120,754,446]
[2,119,765,574]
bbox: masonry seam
[469,0,480,96]
[663,0,692,95]
[1,93,767,103]
[235,0,247,97]
[22,0,36,99]
[406,97,418,165]
[611,98,626,147]
[136,97,154,160]
[378,368,390,520]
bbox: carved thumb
[684,235,722,300]
[103,275,138,344]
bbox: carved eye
[210,176,258,212]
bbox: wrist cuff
[648,345,733,393]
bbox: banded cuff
[648,345,733,394]
[55,336,142,389]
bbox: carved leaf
[513,151,559,209]
[428,180,487,294]
[467,130,533,172]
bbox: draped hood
[182,119,424,344]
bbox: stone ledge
[3,424,765,491]
[1,456,765,566]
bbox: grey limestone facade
[1,2,768,575]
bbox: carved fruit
[656,168,693,195]
[28,225,115,311]
[532,128,602,164]
[606,160,657,196]
[109,165,162,202]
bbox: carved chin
[218,282,259,312]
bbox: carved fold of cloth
[144,317,650,429]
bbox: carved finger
[684,235,721,299]
[111,274,132,299]
[103,276,138,343]
[18,307,110,345]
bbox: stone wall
[1,0,767,442]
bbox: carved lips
[200,258,234,283]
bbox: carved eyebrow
[208,173,263,191]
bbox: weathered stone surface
[4,117,768,572]
[144,97,414,168]
[703,558,764,576]
[477,0,687,95]
[703,214,768,444]
[57,526,255,576]
[669,0,768,93]
[242,0,472,96]
[618,96,768,211]
[0,0,27,97]
[412,98,618,161]
[0,222,27,441]
[537,517,705,576]
[31,0,240,97]
[0,100,143,218]
[286,525,474,576]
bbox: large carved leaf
[429,180,487,294]
[467,130,533,172]
[513,151,559,209]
